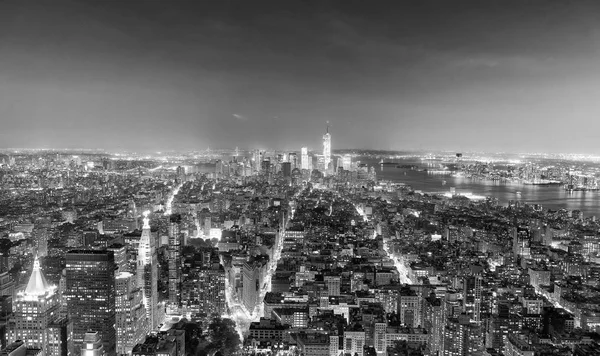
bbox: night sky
[1,0,600,153]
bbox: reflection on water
[364,158,600,218]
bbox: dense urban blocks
[1,149,600,356]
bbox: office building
[167,214,182,314]
[66,250,116,356]
[131,336,177,356]
[342,155,352,171]
[399,292,421,328]
[242,260,267,314]
[47,317,72,356]
[463,275,482,323]
[442,315,484,356]
[301,147,309,170]
[115,272,146,356]
[423,296,444,355]
[324,276,340,296]
[513,227,531,259]
[11,256,60,351]
[322,126,331,175]
[137,212,158,329]
[343,327,365,356]
[197,265,227,317]
[288,152,298,169]
[0,271,14,309]
[107,245,128,273]
[1,340,42,356]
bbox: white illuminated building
[11,255,60,352]
[301,147,309,170]
[137,211,159,329]
[116,272,147,355]
[323,125,331,173]
[342,155,352,171]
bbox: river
[359,157,600,218]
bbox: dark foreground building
[66,250,116,356]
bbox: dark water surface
[361,158,600,218]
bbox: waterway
[359,157,600,218]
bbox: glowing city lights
[164,182,183,216]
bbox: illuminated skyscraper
[107,244,128,273]
[513,226,531,259]
[242,260,267,314]
[115,272,146,356]
[463,275,483,324]
[288,152,298,169]
[197,264,227,317]
[301,147,309,170]
[322,125,331,174]
[423,296,444,355]
[167,214,182,314]
[137,211,159,329]
[442,315,484,355]
[252,149,260,172]
[342,155,352,171]
[66,250,116,356]
[12,255,60,350]
[252,149,266,172]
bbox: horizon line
[1,147,600,158]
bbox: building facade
[137,212,158,329]
[66,250,117,356]
[11,256,62,354]
[116,272,147,356]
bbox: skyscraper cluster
[7,215,161,356]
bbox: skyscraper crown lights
[142,210,151,229]
[19,255,56,301]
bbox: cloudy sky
[1,0,600,153]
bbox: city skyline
[4,0,600,350]
[2,1,600,153]
[2,137,600,355]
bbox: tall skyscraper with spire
[12,255,59,349]
[137,211,158,329]
[323,123,332,174]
